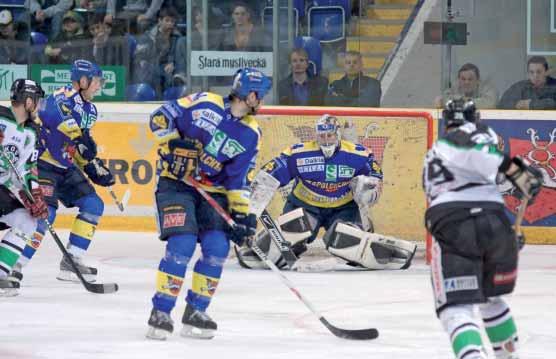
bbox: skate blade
[56,270,97,283]
[180,325,215,339]
[146,326,171,340]
[0,288,19,297]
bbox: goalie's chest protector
[288,142,367,207]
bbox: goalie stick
[1,150,118,294]
[258,209,298,269]
[185,176,379,340]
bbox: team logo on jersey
[338,165,355,178]
[205,130,227,156]
[221,138,245,158]
[30,232,44,249]
[325,164,337,181]
[2,144,20,164]
[262,160,276,173]
[151,114,168,130]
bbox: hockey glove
[506,157,543,201]
[516,232,525,250]
[74,130,98,161]
[20,187,48,219]
[230,212,257,246]
[166,138,198,180]
[84,158,115,187]
[350,175,381,206]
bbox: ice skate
[180,304,217,339]
[0,276,20,297]
[56,254,98,282]
[146,308,174,340]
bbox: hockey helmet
[315,114,340,158]
[10,78,45,106]
[230,68,272,100]
[442,98,479,128]
[70,59,104,85]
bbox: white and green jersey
[423,122,505,207]
[0,106,40,198]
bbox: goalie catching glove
[20,187,48,219]
[84,158,115,187]
[505,157,543,201]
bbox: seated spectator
[325,51,381,107]
[434,63,498,109]
[218,2,270,52]
[44,10,89,64]
[87,12,129,66]
[29,0,72,39]
[278,48,328,106]
[0,9,30,64]
[132,6,181,95]
[174,6,203,86]
[76,0,116,25]
[499,56,556,110]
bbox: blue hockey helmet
[230,68,272,100]
[70,59,103,84]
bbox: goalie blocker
[237,207,417,270]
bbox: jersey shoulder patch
[340,140,369,156]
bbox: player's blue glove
[230,212,257,246]
[74,130,97,161]
[84,158,115,187]
[164,138,198,179]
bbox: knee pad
[199,230,229,265]
[277,208,318,245]
[166,234,197,264]
[76,193,104,219]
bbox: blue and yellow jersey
[149,92,261,214]
[36,86,98,168]
[262,140,383,208]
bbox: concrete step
[354,19,406,37]
[366,6,413,20]
[346,36,397,52]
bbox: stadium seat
[307,0,349,43]
[127,34,137,59]
[261,6,299,42]
[163,86,187,101]
[0,0,25,6]
[126,83,157,101]
[294,36,322,76]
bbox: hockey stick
[107,186,131,212]
[259,209,298,269]
[1,151,118,294]
[514,198,528,236]
[185,176,378,340]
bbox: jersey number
[427,158,454,185]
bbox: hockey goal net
[246,107,435,262]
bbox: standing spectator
[0,9,30,64]
[434,63,498,109]
[278,48,328,106]
[218,2,269,52]
[44,10,89,65]
[326,51,381,107]
[29,0,73,39]
[499,56,556,110]
[87,12,129,66]
[132,6,181,95]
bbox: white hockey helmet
[315,114,340,158]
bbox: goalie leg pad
[325,221,417,270]
[235,229,287,270]
[277,208,318,245]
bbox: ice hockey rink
[1,230,555,359]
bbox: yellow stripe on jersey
[39,149,65,168]
[191,272,219,298]
[340,140,371,156]
[292,181,353,208]
[239,115,261,150]
[156,271,185,297]
[227,189,250,214]
[56,119,82,139]
[71,218,96,241]
[177,92,225,110]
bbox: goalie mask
[315,114,340,158]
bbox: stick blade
[121,189,131,209]
[87,282,119,294]
[320,318,379,340]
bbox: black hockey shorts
[155,177,229,241]
[0,186,24,230]
[38,161,96,209]
[427,205,518,315]
[283,195,361,244]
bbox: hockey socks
[0,229,26,278]
[480,298,519,358]
[440,305,487,359]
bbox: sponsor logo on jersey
[298,165,324,173]
[162,275,183,296]
[305,179,350,192]
[493,269,517,285]
[10,136,21,143]
[325,164,337,182]
[444,276,479,292]
[205,129,227,156]
[221,138,245,158]
[194,118,216,135]
[296,156,324,166]
[162,212,186,228]
[199,151,223,172]
[192,109,222,126]
[338,165,355,178]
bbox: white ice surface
[1,231,555,359]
